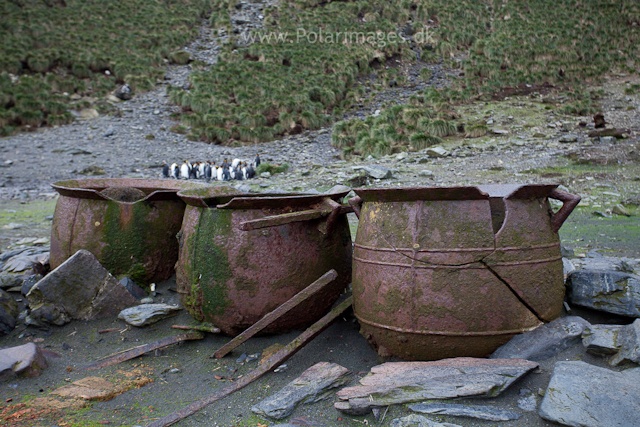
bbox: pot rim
[178,186,351,209]
[353,184,559,202]
[51,178,206,203]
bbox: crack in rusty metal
[480,259,545,323]
[364,200,546,323]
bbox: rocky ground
[1,2,640,426]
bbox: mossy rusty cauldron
[175,187,353,336]
[348,184,580,361]
[50,178,205,284]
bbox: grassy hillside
[1,0,638,151]
[0,0,210,135]
[330,0,640,158]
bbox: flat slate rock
[517,389,537,412]
[335,357,538,415]
[581,324,623,355]
[390,414,461,427]
[118,303,181,327]
[252,362,350,419]
[566,270,640,317]
[0,343,48,381]
[490,316,590,361]
[539,361,640,427]
[26,250,139,325]
[426,146,448,157]
[2,249,49,273]
[363,165,392,179]
[610,319,640,366]
[0,274,22,289]
[408,402,521,421]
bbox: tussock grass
[170,0,417,144]
[0,0,210,133]
[331,105,455,158]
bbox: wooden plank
[82,332,204,371]
[146,296,353,427]
[238,209,327,231]
[212,269,338,359]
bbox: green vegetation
[2,0,638,150]
[256,162,290,175]
[330,0,639,157]
[332,105,453,158]
[0,0,211,135]
[169,0,417,144]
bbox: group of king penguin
[162,155,260,181]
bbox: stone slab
[490,316,590,361]
[118,303,181,327]
[26,250,139,324]
[566,270,640,317]
[335,357,538,415]
[0,343,48,381]
[251,362,350,419]
[610,319,640,365]
[390,414,462,427]
[539,361,640,427]
[581,324,623,355]
[408,402,521,421]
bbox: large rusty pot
[348,184,580,361]
[175,187,353,336]
[50,178,205,284]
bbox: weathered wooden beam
[239,209,327,231]
[82,332,204,371]
[146,296,353,427]
[213,269,338,359]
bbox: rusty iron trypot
[50,178,206,285]
[175,187,353,336]
[348,184,580,361]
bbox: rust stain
[350,184,580,361]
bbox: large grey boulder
[0,343,48,381]
[335,357,538,415]
[610,319,640,366]
[539,361,640,427]
[490,316,590,361]
[251,362,350,419]
[26,250,139,325]
[566,270,640,317]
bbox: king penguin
[180,161,191,179]
[162,164,170,178]
[170,163,179,179]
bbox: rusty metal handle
[348,196,363,219]
[549,189,581,233]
